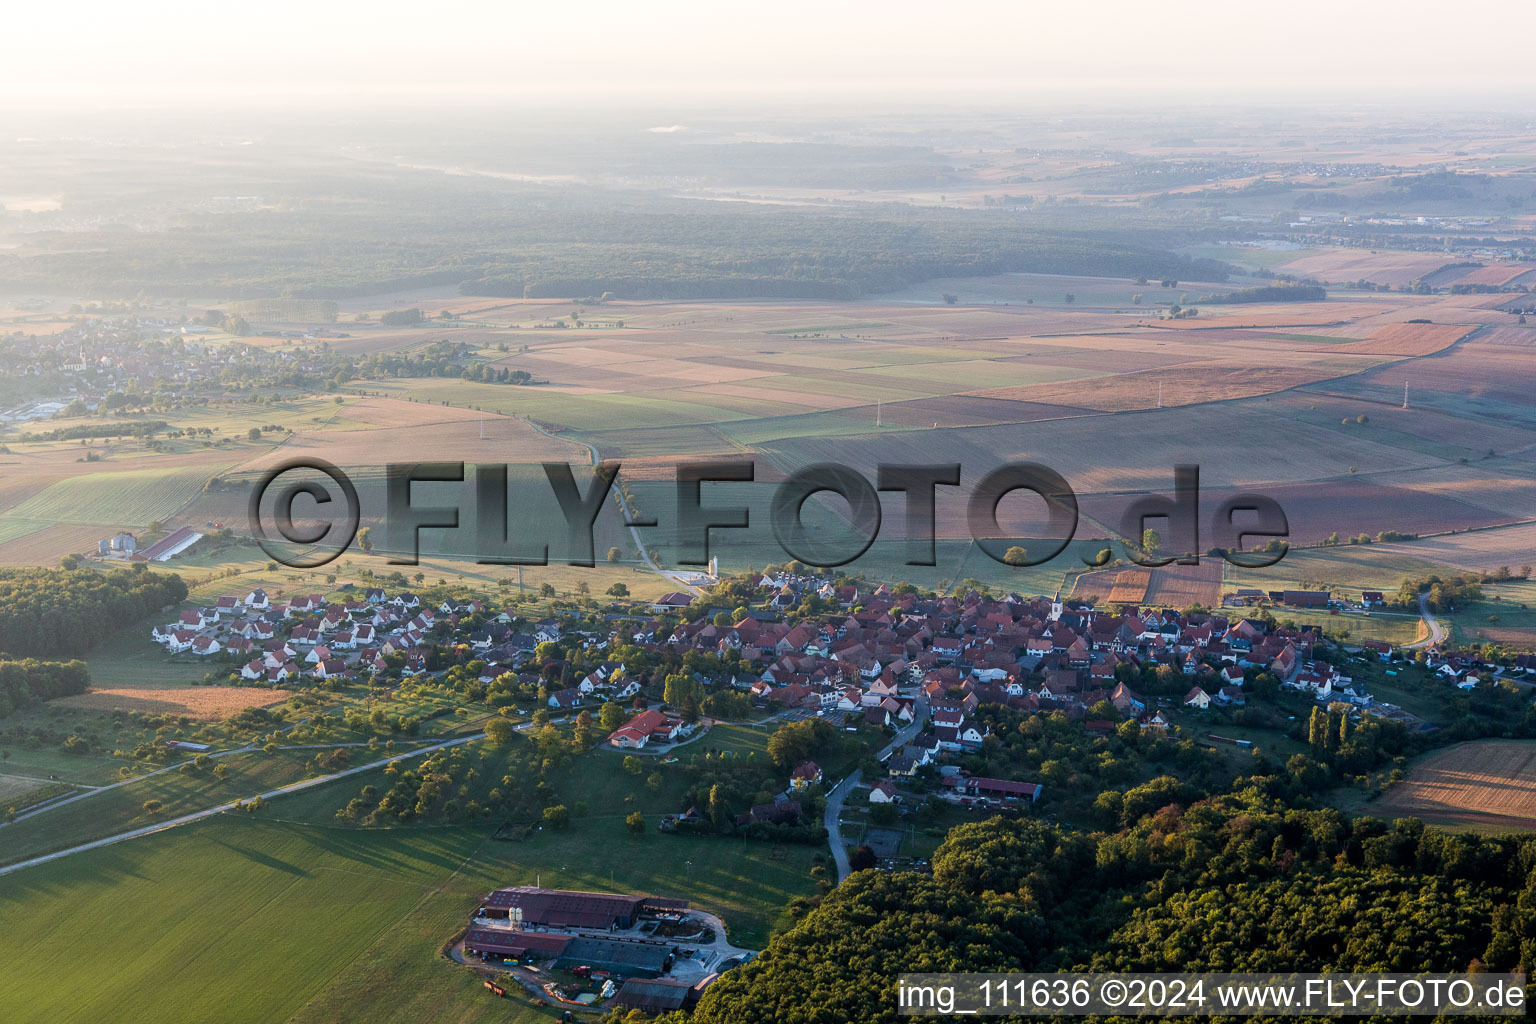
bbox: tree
[247,427,261,441]
[540,582,557,598]
[600,702,626,731]
[542,804,570,829]
[1002,546,1029,567]
[849,845,878,871]
[142,799,164,816]
[626,810,646,833]
[942,293,958,305]
[356,526,373,553]
[486,717,518,746]
[1141,529,1162,554]
[607,582,630,598]
[607,546,622,562]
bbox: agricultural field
[53,685,291,720]
[0,732,822,1024]
[1273,248,1457,287]
[1368,740,1536,833]
[1070,561,1224,609]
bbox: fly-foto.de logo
[249,459,1288,571]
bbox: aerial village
[148,570,1475,790]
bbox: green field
[0,750,313,866]
[1225,546,1446,593]
[1269,608,1423,645]
[0,800,819,1024]
[5,465,223,526]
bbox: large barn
[462,929,573,960]
[478,886,688,931]
[557,936,676,976]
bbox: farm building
[131,527,202,562]
[1281,590,1331,608]
[478,886,687,931]
[557,936,676,976]
[463,929,572,960]
[943,776,1042,803]
[613,978,704,1013]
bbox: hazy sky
[8,0,1536,108]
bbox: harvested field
[1184,480,1517,545]
[1369,523,1536,574]
[1322,341,1536,426]
[1106,570,1150,604]
[761,399,1446,507]
[1466,326,1536,347]
[840,395,1092,428]
[1372,740,1536,832]
[1437,263,1536,288]
[1274,249,1454,287]
[1338,322,1476,356]
[56,686,294,720]
[0,522,118,565]
[969,362,1377,412]
[1071,561,1222,608]
[232,415,578,472]
[327,396,492,430]
[1468,627,1536,649]
[1371,462,1536,519]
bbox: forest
[0,658,89,718]
[0,566,188,660]
[675,789,1536,1024]
[0,167,1231,300]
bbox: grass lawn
[1348,662,1451,722]
[85,626,214,688]
[1269,608,1422,646]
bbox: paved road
[519,416,700,595]
[824,699,928,884]
[1404,592,1447,649]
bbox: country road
[1405,592,1447,650]
[0,716,566,878]
[825,698,928,883]
[518,415,700,595]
